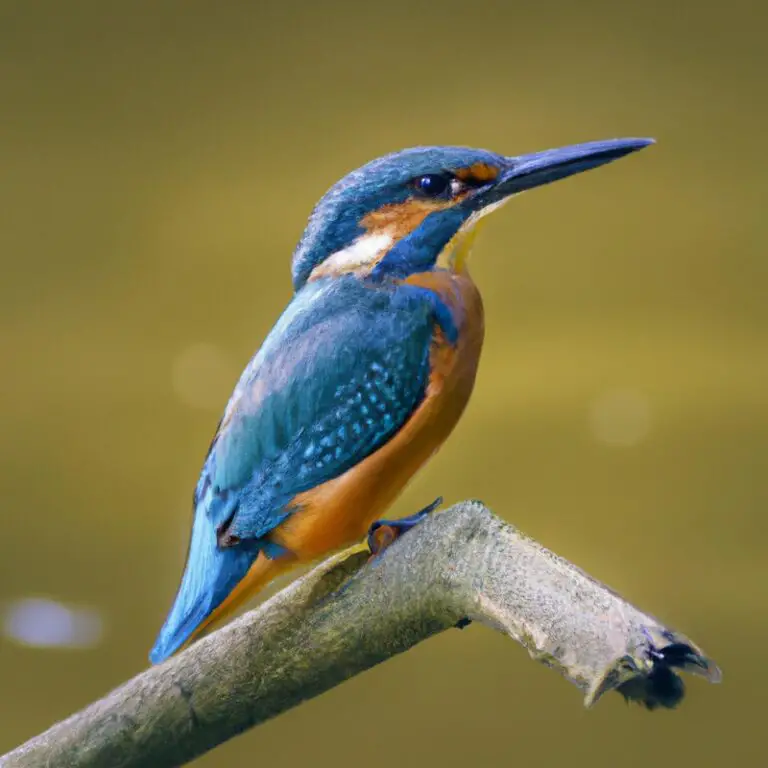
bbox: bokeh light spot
[172,342,237,410]
[588,389,652,447]
[2,597,104,649]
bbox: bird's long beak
[476,137,654,208]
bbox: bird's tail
[149,510,291,664]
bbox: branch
[0,502,720,768]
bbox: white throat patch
[310,232,394,279]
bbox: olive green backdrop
[1,1,765,765]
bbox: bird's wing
[204,278,434,540]
[150,278,435,662]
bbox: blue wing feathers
[209,276,435,539]
[224,304,432,539]
[151,276,439,662]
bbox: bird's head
[291,138,653,290]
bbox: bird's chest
[405,269,485,413]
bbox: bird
[149,136,653,664]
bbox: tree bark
[0,502,721,768]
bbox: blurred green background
[1,0,765,765]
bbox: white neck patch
[310,231,394,279]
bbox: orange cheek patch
[455,163,500,184]
[361,198,452,239]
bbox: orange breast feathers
[274,270,485,557]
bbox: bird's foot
[367,496,443,558]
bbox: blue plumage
[373,206,469,279]
[150,276,439,662]
[218,280,435,541]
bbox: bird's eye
[412,174,451,197]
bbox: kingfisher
[150,137,653,664]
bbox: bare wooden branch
[0,502,720,768]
